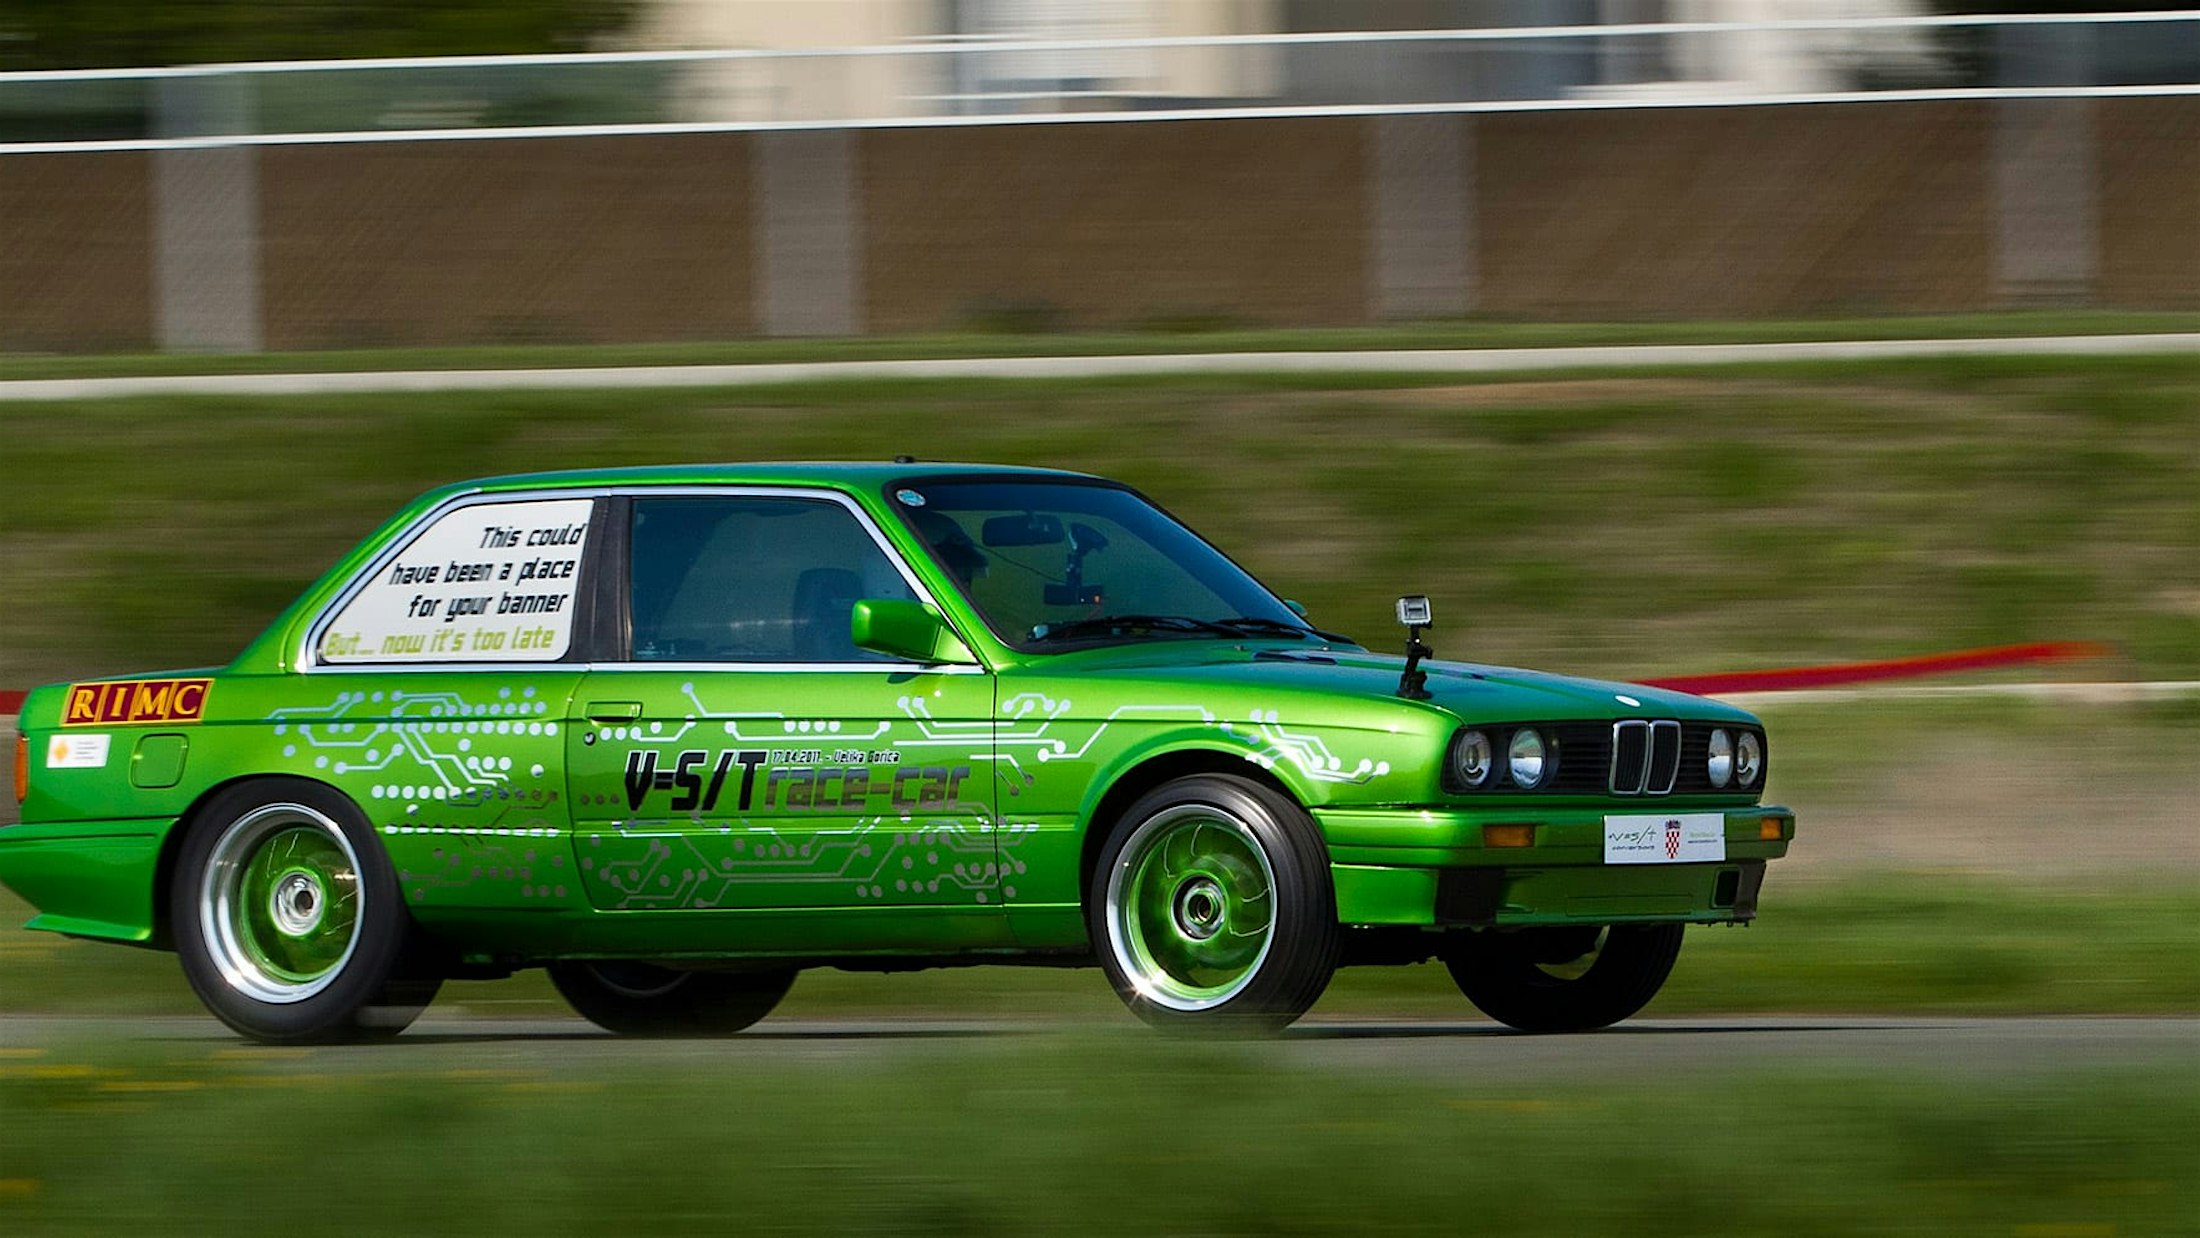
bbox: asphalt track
[4,1015,2193,1079]
[7,331,2200,401]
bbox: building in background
[635,0,1280,121]
[633,0,1930,122]
[1617,0,1940,97]
[1273,0,1933,103]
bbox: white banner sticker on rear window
[318,499,593,664]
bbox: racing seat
[790,567,865,662]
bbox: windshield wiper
[1209,616,1352,643]
[1028,614,1240,644]
[1029,614,1348,646]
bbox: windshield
[889,478,1315,651]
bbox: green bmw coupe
[3,463,1792,1041]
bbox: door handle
[585,702,642,722]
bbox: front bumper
[1316,804,1793,928]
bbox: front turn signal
[1483,823,1536,849]
[13,734,26,805]
[1759,816,1783,841]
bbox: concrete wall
[4,97,2196,354]
[2099,98,2200,309]
[259,135,756,350]
[0,153,154,352]
[861,118,1368,331]
[1476,103,1993,317]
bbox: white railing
[3,10,2197,153]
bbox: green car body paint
[2,463,1791,1040]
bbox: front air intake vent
[1609,720,1681,795]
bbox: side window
[318,497,594,664]
[629,496,918,663]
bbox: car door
[302,491,601,913]
[566,489,1000,912]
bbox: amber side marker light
[13,735,26,805]
[1483,823,1536,849]
[1759,817,1784,841]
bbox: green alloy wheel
[1443,923,1685,1033]
[174,779,439,1043]
[211,811,359,997]
[1116,807,1275,1004]
[1093,775,1338,1033]
[548,961,797,1035]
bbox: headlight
[1735,731,1764,788]
[1506,728,1548,789]
[1706,728,1734,789]
[1449,730,1495,789]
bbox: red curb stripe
[1641,641,2116,696]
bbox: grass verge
[7,308,2200,381]
[1,1040,2194,1237]
[4,353,2199,690]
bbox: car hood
[1023,641,1758,725]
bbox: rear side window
[318,497,594,664]
[628,496,916,663]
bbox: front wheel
[1443,923,1683,1032]
[173,779,440,1043]
[548,962,796,1035]
[1089,774,1338,1034]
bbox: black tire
[172,778,441,1044]
[548,962,796,1035]
[1443,923,1684,1032]
[1088,774,1339,1034]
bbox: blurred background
[5,0,2200,351]
[2,4,2198,1236]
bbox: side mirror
[850,599,979,666]
[1283,599,1309,619]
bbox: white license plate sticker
[46,733,111,770]
[1604,812,1726,864]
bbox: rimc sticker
[62,678,211,726]
[318,498,592,664]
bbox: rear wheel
[1443,923,1683,1032]
[548,961,796,1035]
[173,779,440,1043]
[1090,774,1338,1034]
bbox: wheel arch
[149,773,379,951]
[1076,747,1303,911]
